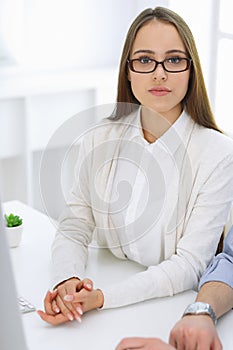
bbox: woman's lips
[148,87,171,96]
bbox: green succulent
[4,213,23,227]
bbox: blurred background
[0,0,232,218]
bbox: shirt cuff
[199,253,233,289]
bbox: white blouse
[109,110,189,266]
[51,108,233,309]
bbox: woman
[38,7,233,325]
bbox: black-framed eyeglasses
[127,57,192,73]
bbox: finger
[55,294,81,322]
[63,287,104,313]
[62,293,83,317]
[52,299,60,314]
[213,337,223,350]
[61,287,83,316]
[169,331,185,350]
[115,337,148,350]
[63,290,86,303]
[195,334,216,350]
[37,310,69,326]
[168,333,175,348]
[82,278,93,291]
[44,290,58,315]
[57,293,83,323]
[169,336,178,350]
[74,302,83,316]
[184,332,197,350]
[57,284,79,317]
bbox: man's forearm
[196,281,233,319]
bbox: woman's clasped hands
[37,277,104,325]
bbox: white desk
[3,200,233,350]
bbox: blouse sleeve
[199,226,233,289]
[51,136,96,288]
[101,154,233,308]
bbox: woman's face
[128,20,190,123]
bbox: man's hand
[169,315,222,350]
[115,337,176,350]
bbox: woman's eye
[139,57,152,64]
[167,57,182,64]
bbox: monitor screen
[0,199,28,350]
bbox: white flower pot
[5,225,23,248]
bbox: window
[0,0,24,64]
[215,0,233,133]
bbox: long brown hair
[112,7,220,132]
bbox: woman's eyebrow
[132,49,155,56]
[132,49,187,56]
[166,49,187,55]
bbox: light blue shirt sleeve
[199,226,233,289]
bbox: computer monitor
[0,198,28,350]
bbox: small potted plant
[4,213,23,248]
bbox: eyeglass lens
[131,58,190,73]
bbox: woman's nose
[152,64,167,81]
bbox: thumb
[45,289,58,303]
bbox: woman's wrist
[97,289,104,309]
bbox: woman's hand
[63,287,104,313]
[51,277,93,322]
[37,290,71,325]
[37,277,96,325]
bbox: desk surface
[3,201,233,350]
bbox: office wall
[0,0,226,218]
